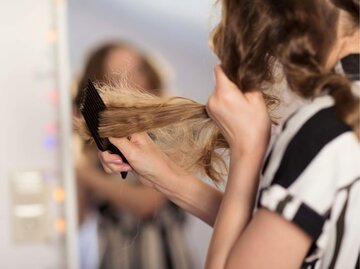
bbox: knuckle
[102,151,111,160]
[97,151,103,160]
[221,91,233,103]
[125,148,137,161]
[103,165,112,174]
[108,164,120,174]
[249,91,263,100]
[207,95,217,110]
[103,156,112,164]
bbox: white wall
[68,0,219,102]
[0,0,77,268]
[68,0,219,268]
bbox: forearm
[205,151,263,269]
[83,171,166,218]
[154,172,223,226]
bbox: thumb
[109,137,136,159]
[214,65,236,89]
[130,132,154,145]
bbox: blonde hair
[75,81,230,183]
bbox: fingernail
[111,159,123,164]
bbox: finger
[102,161,132,174]
[102,164,114,174]
[130,132,153,145]
[214,65,244,97]
[109,137,136,159]
[206,94,217,118]
[99,151,123,164]
[244,90,265,104]
[107,163,132,173]
[97,156,115,173]
[97,154,115,174]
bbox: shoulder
[281,95,351,148]
[263,95,358,189]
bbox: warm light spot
[55,218,66,233]
[47,29,58,44]
[53,187,65,203]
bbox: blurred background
[0,0,221,268]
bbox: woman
[74,42,192,269]
[98,1,359,268]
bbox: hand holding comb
[79,80,129,179]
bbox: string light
[46,122,58,134]
[49,90,59,104]
[43,135,57,149]
[52,187,65,203]
[54,218,66,233]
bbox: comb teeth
[80,80,109,151]
[79,80,129,179]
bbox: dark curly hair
[212,0,360,137]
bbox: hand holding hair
[207,65,271,156]
[98,131,225,227]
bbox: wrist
[231,133,270,159]
[154,163,189,198]
[227,149,264,189]
[230,145,266,163]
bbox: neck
[338,28,360,60]
[326,29,360,70]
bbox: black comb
[79,80,128,179]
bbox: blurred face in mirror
[73,43,164,118]
[104,47,152,91]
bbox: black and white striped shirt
[258,54,360,269]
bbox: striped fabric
[96,174,193,269]
[97,201,193,269]
[258,54,360,269]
